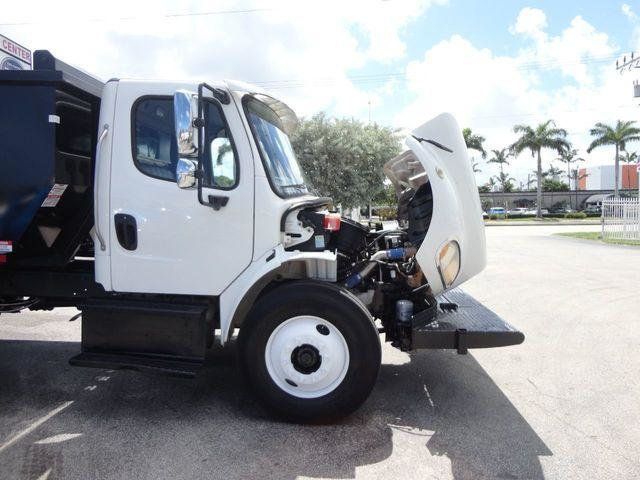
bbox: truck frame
[0,51,523,421]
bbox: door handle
[114,214,138,251]
[207,195,229,211]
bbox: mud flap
[69,299,209,377]
[411,288,524,353]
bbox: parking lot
[1,224,639,480]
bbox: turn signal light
[323,213,341,231]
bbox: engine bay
[283,184,436,350]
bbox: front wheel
[238,281,381,422]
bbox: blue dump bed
[0,51,103,267]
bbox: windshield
[244,97,308,197]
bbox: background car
[584,205,602,214]
[488,207,507,216]
[508,208,529,216]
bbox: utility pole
[616,52,640,197]
[526,173,535,191]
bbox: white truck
[0,51,523,421]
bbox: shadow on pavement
[0,340,551,480]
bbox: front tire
[238,281,381,422]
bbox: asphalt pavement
[0,224,638,480]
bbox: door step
[69,352,202,378]
[411,288,524,353]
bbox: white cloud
[622,3,640,50]
[510,7,548,41]
[395,8,634,186]
[0,0,444,118]
[622,3,638,21]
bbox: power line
[250,54,622,90]
[0,7,275,26]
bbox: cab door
[108,80,254,295]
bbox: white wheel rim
[265,315,350,399]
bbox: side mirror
[173,89,198,157]
[176,158,197,189]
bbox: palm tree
[543,165,563,180]
[620,150,638,190]
[511,120,570,218]
[487,148,511,175]
[556,148,585,187]
[462,127,487,158]
[587,121,640,197]
[496,171,515,192]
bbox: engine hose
[344,247,417,288]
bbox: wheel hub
[291,344,322,374]
[264,316,350,399]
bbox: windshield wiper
[412,135,453,153]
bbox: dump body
[0,51,102,266]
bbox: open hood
[384,113,486,295]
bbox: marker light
[323,213,341,231]
[437,241,460,288]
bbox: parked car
[549,206,573,214]
[508,208,529,216]
[584,205,602,214]
[525,208,548,215]
[488,207,507,216]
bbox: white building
[578,164,638,190]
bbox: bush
[565,212,587,219]
[377,206,397,221]
[488,214,506,220]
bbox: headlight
[437,241,461,288]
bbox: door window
[132,97,176,181]
[203,100,238,189]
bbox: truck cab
[0,51,523,421]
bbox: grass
[556,231,640,246]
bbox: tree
[291,113,401,209]
[496,171,515,192]
[487,148,511,176]
[543,165,563,180]
[374,182,398,207]
[462,127,487,158]
[620,150,638,190]
[510,120,570,218]
[541,178,569,192]
[463,127,486,175]
[587,120,640,197]
[556,148,584,187]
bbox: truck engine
[284,179,439,351]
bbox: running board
[411,288,524,353]
[69,352,202,378]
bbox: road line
[0,401,74,453]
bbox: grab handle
[94,124,109,251]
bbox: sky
[3,0,640,187]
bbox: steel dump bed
[0,51,103,267]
